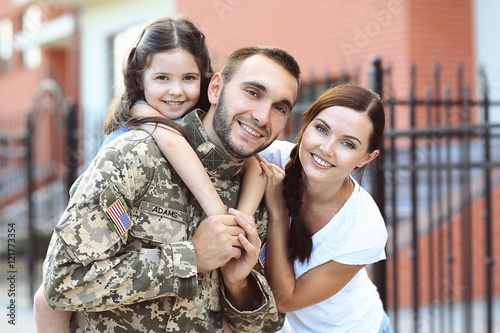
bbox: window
[0,18,13,72]
[111,23,145,95]
[21,5,42,68]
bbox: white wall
[76,0,176,164]
[474,0,500,126]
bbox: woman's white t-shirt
[260,140,388,333]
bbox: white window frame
[0,18,14,72]
[21,4,42,68]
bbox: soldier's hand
[220,208,261,285]
[220,208,263,311]
[192,214,245,273]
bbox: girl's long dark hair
[283,84,385,263]
[103,16,213,138]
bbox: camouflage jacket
[43,110,284,332]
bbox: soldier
[42,46,301,332]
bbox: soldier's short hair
[220,46,301,87]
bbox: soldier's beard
[212,90,274,160]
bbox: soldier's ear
[208,73,223,105]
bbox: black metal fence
[370,59,500,333]
[0,79,79,301]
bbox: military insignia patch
[259,242,267,268]
[106,199,133,235]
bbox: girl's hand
[130,103,178,135]
[130,103,163,118]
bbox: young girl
[34,16,264,333]
[258,85,393,332]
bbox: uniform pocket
[56,207,122,266]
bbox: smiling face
[206,55,298,160]
[141,48,201,120]
[298,106,379,185]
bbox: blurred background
[0,0,499,332]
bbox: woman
[259,84,393,332]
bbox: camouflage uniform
[43,110,284,332]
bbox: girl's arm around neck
[144,124,227,216]
[131,102,226,216]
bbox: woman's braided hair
[283,144,310,263]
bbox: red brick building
[0,0,78,121]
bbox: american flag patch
[259,242,267,268]
[106,199,133,236]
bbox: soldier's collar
[180,109,243,179]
